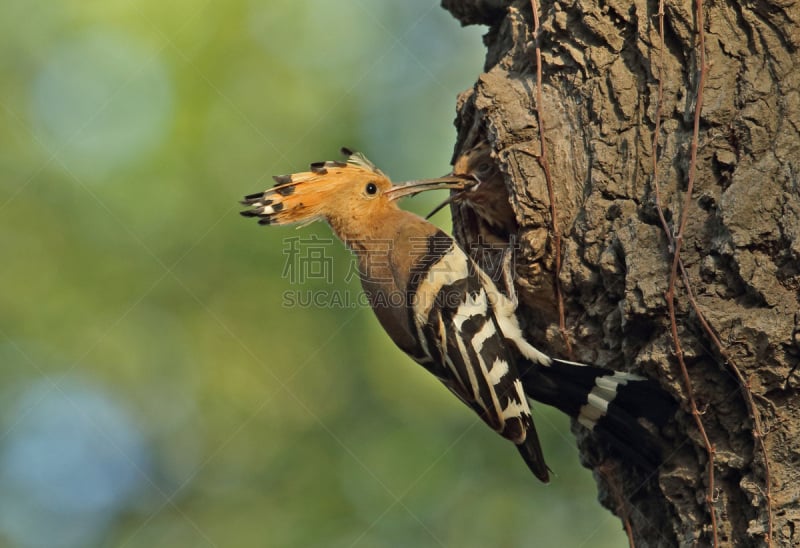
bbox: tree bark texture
[442,1,800,546]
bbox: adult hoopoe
[241,148,674,482]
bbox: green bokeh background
[0,1,625,546]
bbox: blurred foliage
[0,1,625,546]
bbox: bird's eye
[476,162,492,175]
[365,182,378,195]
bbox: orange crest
[240,148,396,227]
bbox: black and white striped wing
[407,231,549,481]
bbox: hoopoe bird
[241,148,674,481]
[426,141,518,244]
[426,142,520,294]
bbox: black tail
[515,421,551,483]
[520,358,676,469]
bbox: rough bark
[442,1,800,546]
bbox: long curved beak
[386,175,474,201]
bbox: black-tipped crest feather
[340,148,381,174]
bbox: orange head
[241,148,469,240]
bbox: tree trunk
[441,1,800,546]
